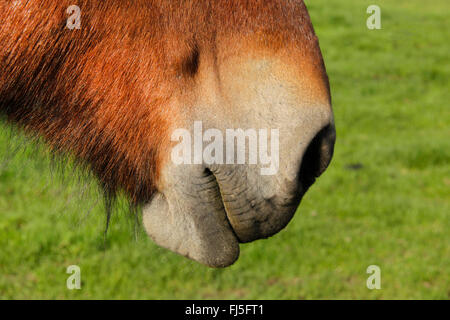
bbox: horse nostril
[298,124,336,189]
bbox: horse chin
[142,190,240,268]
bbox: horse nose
[298,123,336,190]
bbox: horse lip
[205,167,243,242]
[206,166,275,243]
[220,196,241,242]
[206,164,307,244]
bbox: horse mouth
[142,123,335,267]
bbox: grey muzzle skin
[143,52,335,267]
[143,122,335,268]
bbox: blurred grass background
[0,0,449,299]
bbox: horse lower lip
[142,190,240,268]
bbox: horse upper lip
[204,167,242,242]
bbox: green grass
[0,0,449,299]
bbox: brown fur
[0,0,326,204]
